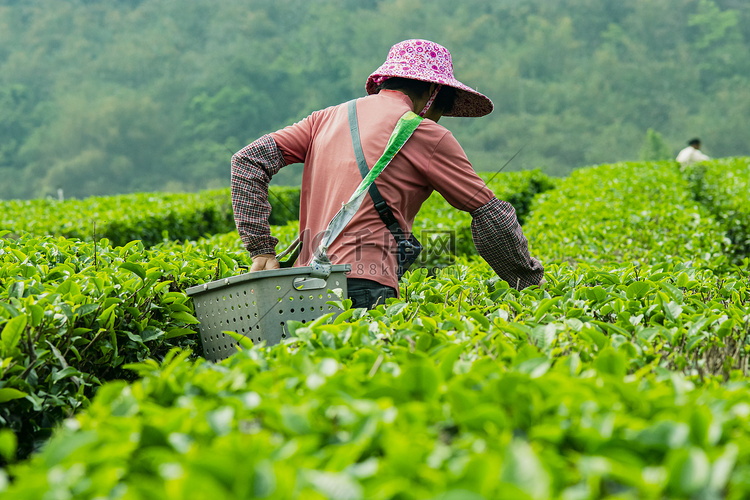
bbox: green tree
[640,129,673,162]
[0,85,39,170]
[21,90,170,198]
[688,0,748,88]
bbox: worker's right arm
[422,129,544,289]
[470,198,544,289]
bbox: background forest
[1,0,749,200]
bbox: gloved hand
[250,253,280,272]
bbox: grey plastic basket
[186,265,350,361]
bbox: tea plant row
[523,161,730,266]
[0,171,552,253]
[685,157,750,258]
[3,160,750,497]
[3,260,749,498]
[0,187,299,248]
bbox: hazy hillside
[1,0,749,199]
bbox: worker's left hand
[250,253,280,272]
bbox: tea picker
[195,39,545,360]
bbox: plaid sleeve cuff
[249,246,278,259]
[471,197,544,290]
[231,135,286,256]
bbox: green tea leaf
[626,281,651,299]
[533,296,561,321]
[401,361,440,400]
[304,470,363,500]
[664,301,683,322]
[500,439,551,499]
[1,315,27,354]
[169,311,200,324]
[593,347,628,376]
[660,281,684,303]
[27,304,44,327]
[165,327,196,339]
[0,429,17,462]
[674,448,710,495]
[120,262,146,280]
[514,357,551,378]
[0,388,29,403]
[224,330,253,350]
[466,311,490,330]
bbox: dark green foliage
[0,85,39,170]
[2,0,750,199]
[496,170,558,225]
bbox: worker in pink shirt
[231,39,544,309]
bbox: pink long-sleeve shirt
[231,90,543,292]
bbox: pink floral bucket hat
[366,39,493,118]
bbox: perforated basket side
[188,267,349,361]
[253,273,347,342]
[192,285,259,361]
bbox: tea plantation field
[1,160,749,499]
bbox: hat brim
[366,73,493,118]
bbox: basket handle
[293,277,328,290]
[275,235,301,268]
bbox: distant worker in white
[676,138,710,168]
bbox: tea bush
[0,220,302,460]
[0,233,202,458]
[684,157,750,259]
[1,190,230,247]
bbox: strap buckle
[373,199,398,227]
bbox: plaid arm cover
[230,135,286,257]
[471,197,544,290]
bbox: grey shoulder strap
[347,99,407,241]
